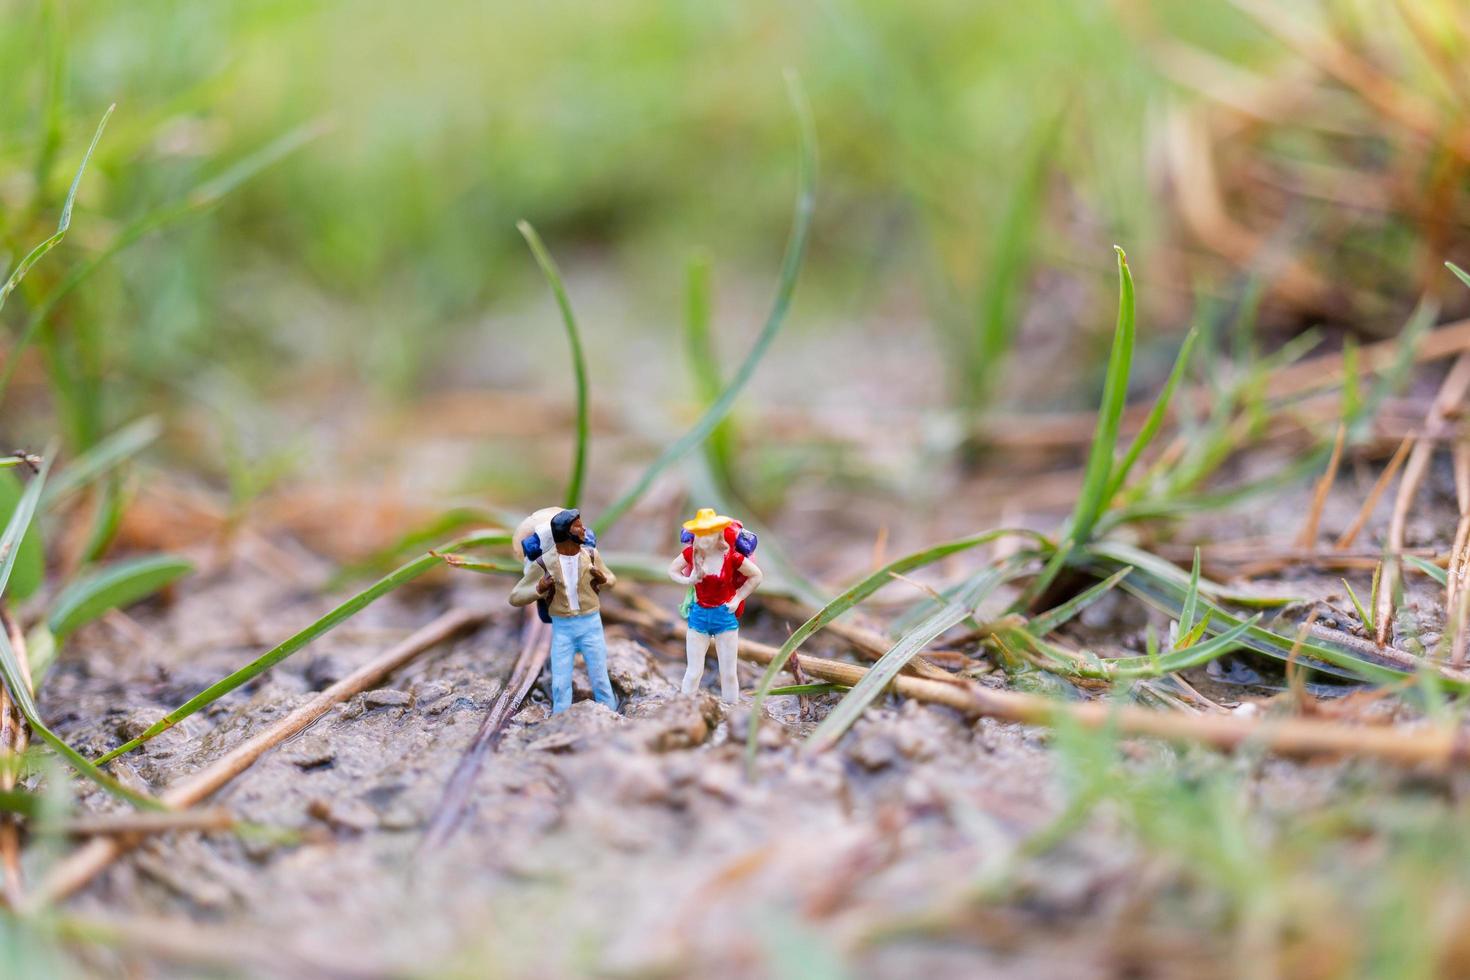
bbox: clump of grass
[0,455,160,809]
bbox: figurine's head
[550,508,585,544]
[683,508,733,553]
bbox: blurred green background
[3,0,1466,485]
[1,1,1158,419]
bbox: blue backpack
[521,528,599,624]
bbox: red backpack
[679,520,756,618]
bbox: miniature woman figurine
[509,507,618,714]
[668,508,763,702]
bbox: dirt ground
[23,278,1470,978]
[36,495,1431,979]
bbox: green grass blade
[516,221,589,510]
[1008,540,1071,615]
[1019,614,1258,681]
[806,599,972,753]
[0,624,158,810]
[1027,565,1131,637]
[95,529,508,764]
[0,105,113,315]
[1341,578,1373,632]
[746,529,1038,768]
[1179,609,1213,649]
[431,555,525,575]
[1405,555,1448,586]
[1104,327,1197,504]
[1179,547,1202,638]
[0,473,46,601]
[187,120,326,208]
[0,788,40,821]
[1348,298,1435,439]
[0,452,51,601]
[595,72,816,534]
[683,251,738,487]
[1089,542,1434,685]
[1,123,321,406]
[1067,246,1136,547]
[807,561,1026,752]
[49,555,194,640]
[1448,261,1470,291]
[0,454,160,808]
[964,109,1062,416]
[327,506,500,587]
[40,416,162,507]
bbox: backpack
[521,527,599,624]
[678,521,758,619]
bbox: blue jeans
[549,611,617,714]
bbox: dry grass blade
[1335,434,1414,550]
[1226,0,1470,161]
[1377,352,1470,644]
[61,808,235,838]
[1295,422,1345,548]
[744,529,1036,767]
[421,609,550,850]
[32,606,485,908]
[612,603,1470,771]
[1450,443,1470,667]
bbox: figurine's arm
[590,549,617,591]
[668,553,697,586]
[509,561,549,607]
[725,557,763,612]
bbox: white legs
[682,629,741,702]
[714,630,740,703]
[682,630,711,695]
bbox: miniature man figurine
[509,508,619,714]
[668,508,763,702]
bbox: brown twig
[420,607,549,851]
[613,601,1470,770]
[1377,354,1470,644]
[1450,444,1470,667]
[763,595,955,681]
[31,606,486,909]
[62,807,236,838]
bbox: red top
[683,546,745,609]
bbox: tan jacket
[508,546,616,617]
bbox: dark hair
[550,508,581,543]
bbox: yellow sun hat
[682,507,733,535]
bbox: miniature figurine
[509,507,618,714]
[668,508,763,702]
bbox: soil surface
[25,301,1470,978]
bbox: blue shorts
[687,601,739,636]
